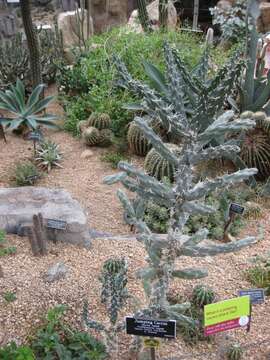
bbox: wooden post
[150,347,156,360]
[193,0,199,30]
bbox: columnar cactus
[137,0,152,32]
[83,258,128,358]
[159,0,168,29]
[104,42,258,351]
[20,0,42,87]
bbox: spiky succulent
[35,140,63,172]
[0,80,57,132]
[226,343,244,360]
[191,284,215,308]
[99,129,113,147]
[144,143,181,181]
[77,119,89,134]
[240,111,270,180]
[83,126,100,146]
[88,113,111,130]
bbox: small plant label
[239,289,265,305]
[143,338,160,348]
[204,296,251,336]
[26,175,39,183]
[229,203,245,215]
[126,317,176,339]
[46,219,67,231]
[27,131,42,142]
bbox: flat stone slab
[0,187,91,247]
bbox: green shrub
[14,162,41,186]
[101,152,128,169]
[64,27,230,137]
[0,342,35,360]
[3,291,16,303]
[63,96,93,136]
[31,305,107,360]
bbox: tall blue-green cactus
[104,42,258,352]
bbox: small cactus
[88,113,111,130]
[99,129,113,147]
[240,111,270,180]
[127,121,151,156]
[83,127,100,146]
[191,284,215,308]
[77,120,89,134]
[226,343,243,360]
[100,258,128,325]
[144,143,181,181]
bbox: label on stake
[126,317,176,339]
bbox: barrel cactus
[77,120,89,134]
[88,113,111,130]
[191,284,215,308]
[99,129,113,147]
[240,111,270,180]
[83,127,100,146]
[226,343,243,360]
[144,143,181,181]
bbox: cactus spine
[144,143,181,181]
[20,0,42,87]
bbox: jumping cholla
[103,42,258,354]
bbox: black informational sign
[26,175,39,183]
[27,131,42,142]
[46,219,67,230]
[229,203,245,215]
[239,289,265,305]
[126,317,176,339]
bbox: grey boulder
[44,262,69,283]
[0,187,91,247]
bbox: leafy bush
[31,305,107,360]
[63,28,229,137]
[57,58,92,96]
[101,152,128,169]
[14,162,41,186]
[210,0,250,44]
[0,342,35,360]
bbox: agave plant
[35,140,63,172]
[0,79,58,133]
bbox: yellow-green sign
[204,296,250,336]
[144,338,160,348]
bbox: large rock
[44,262,69,283]
[92,0,128,33]
[57,10,93,52]
[258,2,270,33]
[0,187,90,247]
[127,0,177,33]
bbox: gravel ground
[0,126,270,359]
